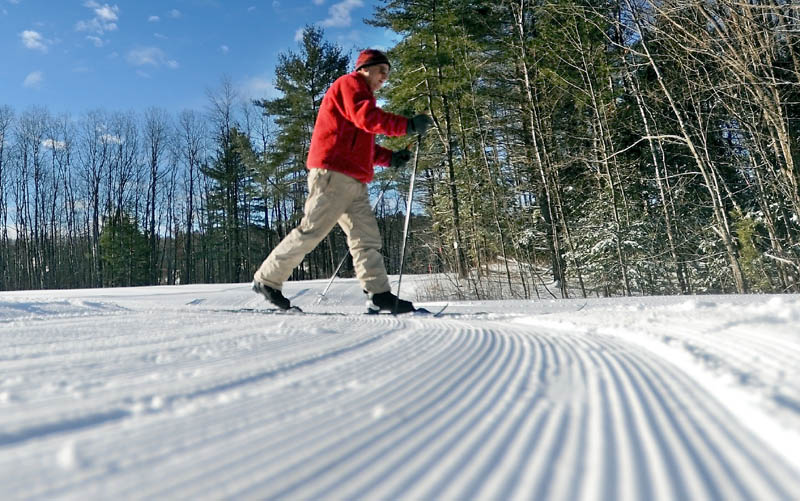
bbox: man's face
[359,63,390,93]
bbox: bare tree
[0,106,14,289]
[77,110,113,286]
[143,107,171,283]
[504,0,569,295]
[178,109,206,284]
[14,107,50,288]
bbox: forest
[1,0,799,298]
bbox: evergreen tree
[370,0,483,281]
[99,211,149,287]
[201,127,256,282]
[253,25,349,279]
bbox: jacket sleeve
[340,75,408,137]
[374,144,394,167]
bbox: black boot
[252,280,291,310]
[367,290,416,314]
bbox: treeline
[370,0,800,296]
[0,100,297,290]
[3,0,800,297]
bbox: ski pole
[394,135,421,313]
[316,142,421,305]
[317,141,416,303]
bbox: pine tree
[370,0,480,281]
[201,127,256,282]
[253,25,349,280]
[99,211,149,287]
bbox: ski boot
[366,290,416,314]
[252,280,292,310]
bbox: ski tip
[419,304,448,316]
[412,304,448,316]
[364,308,425,315]
[363,304,447,316]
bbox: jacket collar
[350,70,374,97]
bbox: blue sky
[1,0,396,114]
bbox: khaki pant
[254,168,391,294]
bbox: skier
[252,48,433,313]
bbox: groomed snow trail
[1,281,799,500]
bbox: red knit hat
[355,49,390,71]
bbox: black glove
[407,114,433,137]
[391,148,412,168]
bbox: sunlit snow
[1,277,799,499]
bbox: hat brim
[355,61,391,71]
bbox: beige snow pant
[254,168,391,294]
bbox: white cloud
[127,47,179,69]
[148,15,160,22]
[101,133,123,144]
[321,0,363,28]
[169,9,181,18]
[220,45,229,54]
[8,0,20,4]
[294,27,305,42]
[247,6,256,12]
[337,29,363,44]
[20,30,48,52]
[86,35,105,47]
[43,139,66,150]
[95,4,117,22]
[154,33,168,40]
[127,47,159,65]
[239,75,279,101]
[76,2,119,35]
[23,71,43,88]
[313,0,325,5]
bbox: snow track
[1,283,799,500]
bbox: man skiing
[252,48,433,313]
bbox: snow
[1,277,799,500]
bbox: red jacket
[307,71,408,184]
